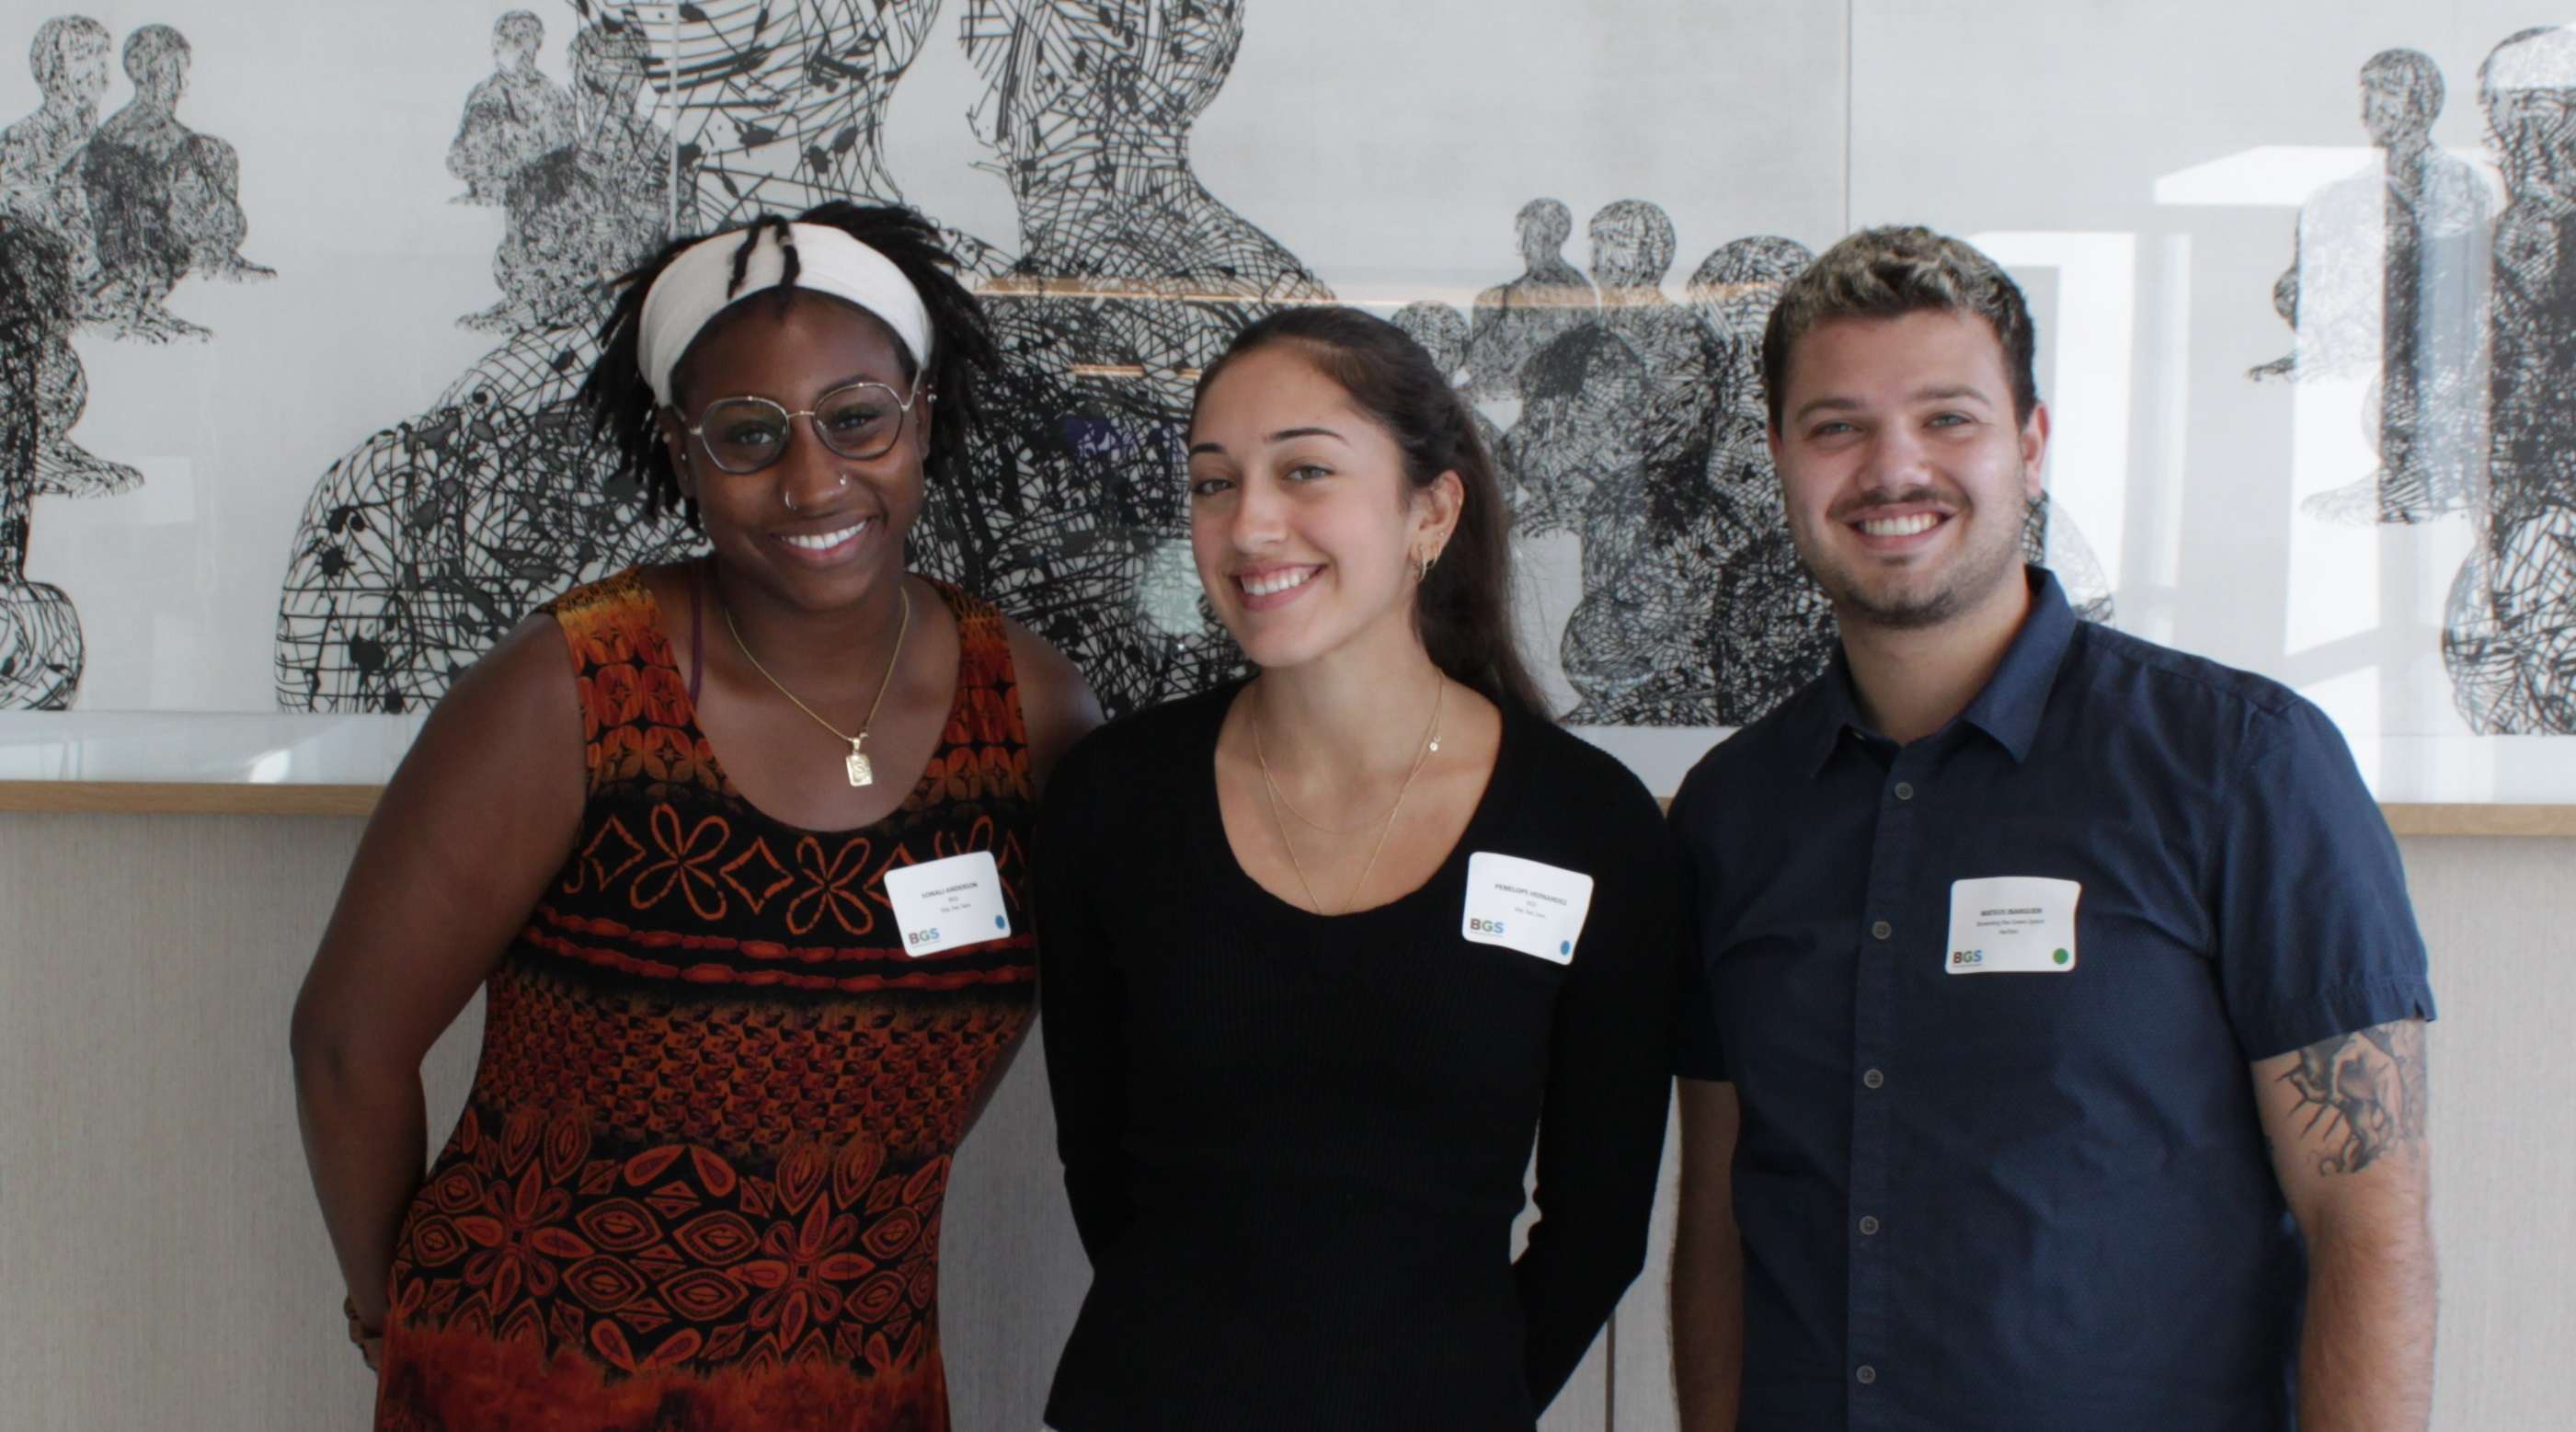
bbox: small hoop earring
[1414,547,1441,581]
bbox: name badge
[1460,852,1595,965]
[1945,876,2080,973]
[881,851,1011,957]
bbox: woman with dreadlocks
[292,202,1098,1428]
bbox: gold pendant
[846,742,874,787]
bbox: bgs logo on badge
[1950,949,1983,968]
[908,928,940,945]
[1468,918,1506,934]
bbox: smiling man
[1666,227,2438,1432]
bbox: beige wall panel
[2399,836,2576,1432]
[3,818,2566,1430]
[0,813,375,1429]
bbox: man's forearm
[2297,1209,2437,1432]
[1670,1218,1743,1432]
[1672,1079,1745,1432]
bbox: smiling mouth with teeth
[778,520,872,551]
[1239,567,1318,598]
[1855,512,1942,538]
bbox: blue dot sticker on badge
[1460,852,1596,965]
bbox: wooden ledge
[0,781,381,817]
[0,784,2563,833]
[2378,804,2576,837]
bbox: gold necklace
[1261,676,1448,831]
[722,580,911,787]
[1250,677,1446,915]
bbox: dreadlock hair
[1191,305,1549,718]
[582,200,1001,526]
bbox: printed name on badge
[1460,852,1596,965]
[1944,876,2080,974]
[881,851,1011,957]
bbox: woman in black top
[1037,306,1685,1430]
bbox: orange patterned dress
[377,570,1036,1431]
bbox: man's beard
[1801,492,2027,632]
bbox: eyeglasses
[680,376,927,475]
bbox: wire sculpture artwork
[0,16,265,709]
[275,10,696,713]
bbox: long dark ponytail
[581,200,1000,525]
[1192,305,1548,717]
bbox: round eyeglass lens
[812,383,904,462]
[698,398,791,474]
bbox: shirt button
[1894,782,1915,800]
[1860,1215,1881,1235]
[1872,921,1893,940]
[1863,1068,1884,1089]
[1857,1366,1878,1385]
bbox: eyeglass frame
[673,372,931,475]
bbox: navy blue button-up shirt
[1671,567,2434,1432]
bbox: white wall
[0,816,2563,1429]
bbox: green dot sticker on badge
[1942,876,2081,974]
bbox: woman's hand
[344,1296,386,1372]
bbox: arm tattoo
[2275,1020,2428,1175]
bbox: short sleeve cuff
[1673,980,1729,1081]
[2234,976,2438,1062]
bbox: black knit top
[1036,683,1685,1432]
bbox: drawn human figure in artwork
[1465,198,1596,404]
[1687,235,1839,722]
[1391,299,1512,506]
[1585,200,1720,495]
[448,12,571,205]
[450,10,579,331]
[2257,49,2494,527]
[0,16,110,228]
[0,212,100,708]
[0,15,138,502]
[600,0,954,240]
[277,11,693,714]
[568,19,670,267]
[955,0,1328,715]
[2444,26,2576,733]
[1542,200,1740,724]
[80,23,270,342]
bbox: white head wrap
[636,222,933,408]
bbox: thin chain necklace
[722,579,911,787]
[1250,676,1446,915]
